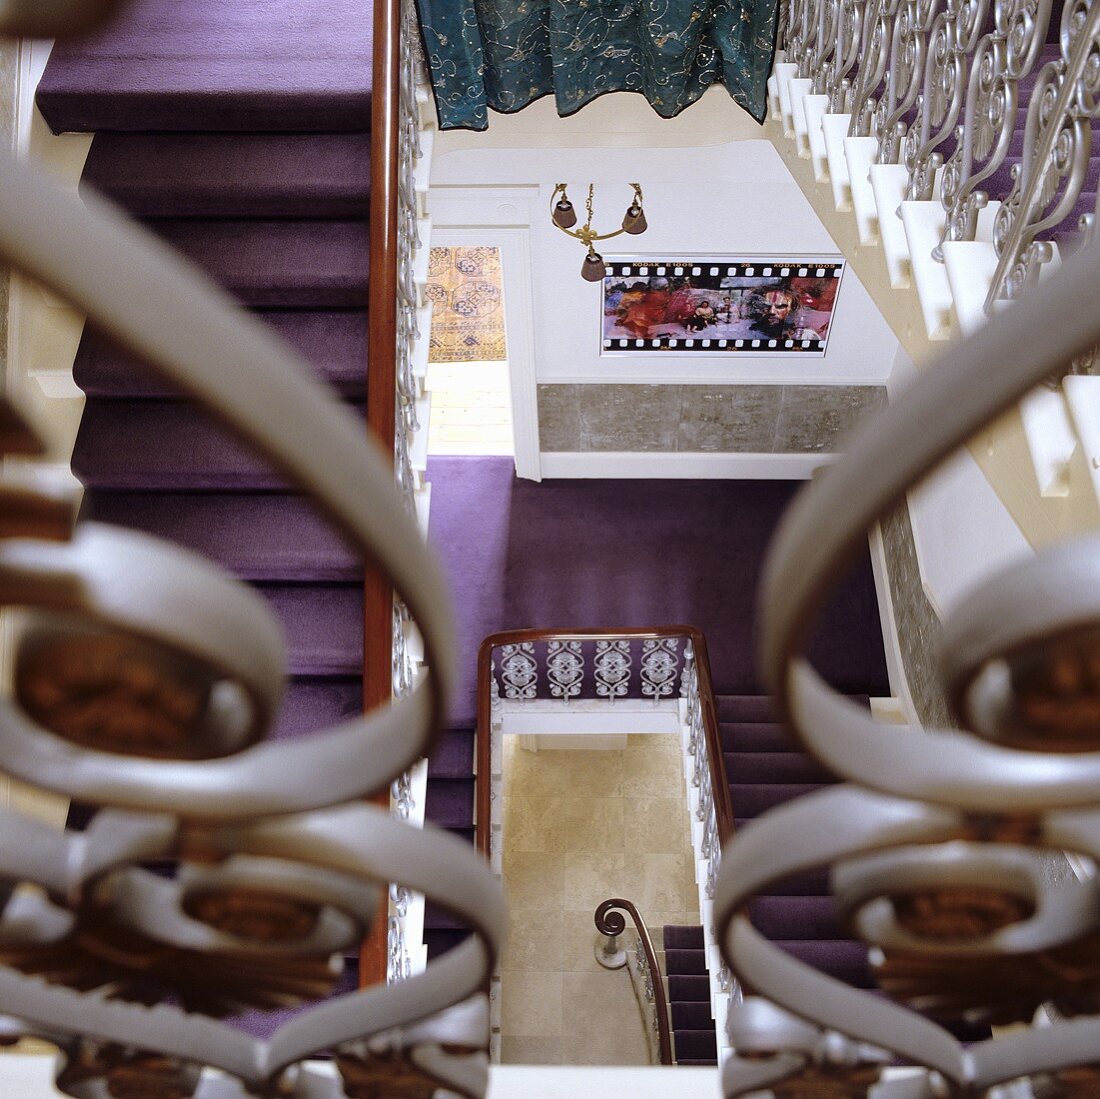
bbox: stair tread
[427,728,475,779]
[270,678,362,742]
[673,1029,718,1065]
[723,751,833,783]
[667,974,710,999]
[74,311,369,399]
[143,219,370,308]
[768,939,874,988]
[720,722,798,752]
[179,673,463,780]
[83,132,371,218]
[251,583,363,677]
[663,925,705,950]
[715,695,776,723]
[85,490,361,581]
[73,398,367,490]
[663,947,708,975]
[36,0,373,134]
[670,1001,713,1029]
[728,781,832,817]
[424,781,475,830]
[748,895,845,940]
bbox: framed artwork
[600,256,844,355]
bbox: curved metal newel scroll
[594,898,674,1066]
[0,1,507,1093]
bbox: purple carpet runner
[33,0,454,1034]
[663,925,716,1065]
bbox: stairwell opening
[425,244,514,457]
[498,730,700,1066]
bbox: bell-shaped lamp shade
[582,251,607,282]
[552,199,578,229]
[622,203,648,235]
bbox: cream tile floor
[499,735,700,1065]
[426,360,513,456]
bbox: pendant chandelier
[550,183,647,281]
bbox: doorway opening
[425,245,514,456]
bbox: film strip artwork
[600,257,844,355]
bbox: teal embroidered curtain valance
[414,0,780,131]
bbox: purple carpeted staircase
[36,0,474,1021]
[663,924,716,1064]
[662,693,871,1066]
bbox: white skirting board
[537,451,837,480]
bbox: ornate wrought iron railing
[777,0,1100,312]
[593,898,674,1066]
[985,0,1100,307]
[0,2,503,1089]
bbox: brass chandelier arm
[549,183,646,247]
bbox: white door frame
[428,226,542,481]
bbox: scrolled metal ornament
[874,0,941,164]
[848,0,900,137]
[904,0,988,202]
[823,0,867,112]
[987,0,1100,308]
[714,205,1100,1096]
[0,11,505,1086]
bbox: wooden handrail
[594,898,674,1065]
[359,0,400,990]
[474,625,735,859]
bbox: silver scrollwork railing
[715,207,1100,1097]
[0,1,504,1091]
[392,0,427,517]
[935,0,1054,257]
[875,0,942,165]
[779,0,1100,296]
[903,0,987,202]
[824,0,867,112]
[848,0,900,137]
[986,0,1100,308]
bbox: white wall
[888,347,1033,620]
[431,141,899,388]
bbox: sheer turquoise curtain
[414,0,780,131]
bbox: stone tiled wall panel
[538,382,886,453]
[880,501,954,730]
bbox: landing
[426,457,890,725]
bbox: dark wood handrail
[359,0,400,990]
[474,625,735,859]
[594,898,674,1065]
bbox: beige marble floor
[426,360,513,456]
[499,734,700,1065]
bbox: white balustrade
[774,0,1100,504]
[385,0,435,992]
